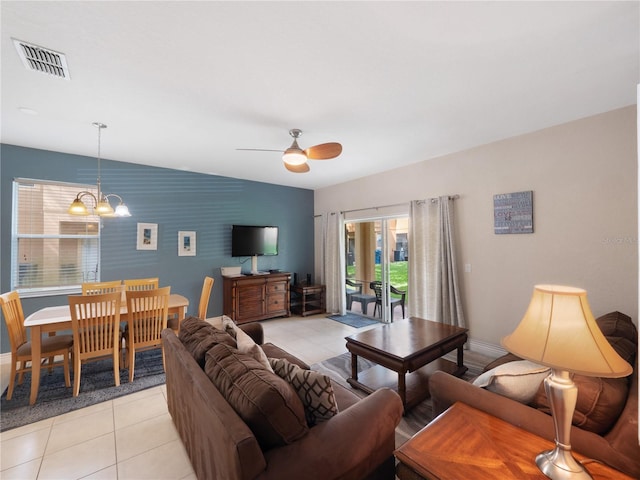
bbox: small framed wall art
[493,191,533,234]
[136,223,158,250]
[178,231,196,256]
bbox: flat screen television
[231,225,279,257]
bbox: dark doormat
[327,313,381,328]
[1,349,165,432]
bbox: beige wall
[315,106,638,348]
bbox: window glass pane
[12,179,101,294]
[15,237,99,287]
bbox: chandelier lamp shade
[68,122,131,217]
[502,285,632,480]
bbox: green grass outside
[346,261,408,294]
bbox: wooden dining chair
[197,276,215,319]
[0,291,73,400]
[81,280,123,295]
[124,286,170,382]
[68,291,122,396]
[123,278,159,292]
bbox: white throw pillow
[204,316,224,329]
[472,360,550,404]
[216,316,273,372]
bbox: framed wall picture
[493,191,533,234]
[178,231,196,256]
[136,223,158,250]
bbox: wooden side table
[290,284,326,316]
[395,402,632,480]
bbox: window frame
[11,178,102,298]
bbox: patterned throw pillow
[269,357,338,426]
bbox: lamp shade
[68,197,89,215]
[114,203,131,217]
[502,285,632,378]
[94,198,114,215]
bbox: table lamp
[501,285,632,480]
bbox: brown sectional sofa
[429,311,639,478]
[162,319,404,480]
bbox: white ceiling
[2,1,638,190]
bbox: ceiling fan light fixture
[238,128,340,174]
[283,148,307,166]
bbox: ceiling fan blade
[284,161,310,173]
[236,148,284,153]
[305,142,342,160]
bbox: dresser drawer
[266,293,286,313]
[267,282,287,294]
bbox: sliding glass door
[345,216,408,323]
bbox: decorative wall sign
[178,231,196,256]
[136,223,158,250]
[493,191,533,234]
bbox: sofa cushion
[531,374,629,435]
[204,342,308,450]
[594,311,637,365]
[473,360,550,404]
[178,316,236,367]
[269,357,338,426]
[529,311,635,435]
[262,343,310,370]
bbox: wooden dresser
[222,272,291,324]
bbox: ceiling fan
[237,129,342,173]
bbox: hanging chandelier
[68,122,131,217]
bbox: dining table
[23,293,189,405]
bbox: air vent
[12,38,70,80]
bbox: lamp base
[536,447,593,480]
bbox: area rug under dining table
[2,344,491,442]
[1,349,165,432]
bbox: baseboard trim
[0,351,11,365]
[468,338,507,358]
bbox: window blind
[12,178,101,296]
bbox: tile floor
[0,314,370,479]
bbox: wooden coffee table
[345,317,468,412]
[395,402,633,479]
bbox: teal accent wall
[0,144,315,353]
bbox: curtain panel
[318,212,345,315]
[408,196,465,328]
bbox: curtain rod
[416,194,460,205]
[342,195,459,214]
[313,195,459,218]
